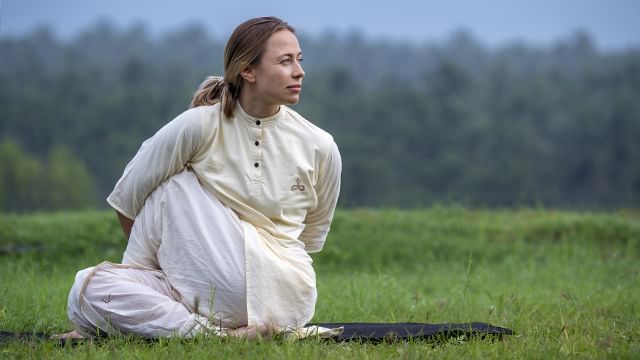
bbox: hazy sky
[1,0,639,49]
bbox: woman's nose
[293,62,305,79]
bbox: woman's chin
[284,97,301,105]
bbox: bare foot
[51,330,84,340]
[226,324,278,340]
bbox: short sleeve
[107,107,209,219]
[299,139,342,253]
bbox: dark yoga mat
[1,322,513,345]
[311,322,514,342]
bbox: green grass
[1,208,639,358]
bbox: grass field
[1,207,639,358]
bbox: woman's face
[247,30,305,107]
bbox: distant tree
[0,139,47,212]
[46,144,96,210]
[0,139,97,212]
[1,22,639,209]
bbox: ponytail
[190,76,239,118]
[190,76,224,108]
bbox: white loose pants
[67,170,248,337]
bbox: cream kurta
[107,103,341,329]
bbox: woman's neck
[238,91,279,118]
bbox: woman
[64,16,341,339]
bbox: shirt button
[254,141,259,146]
[255,120,261,125]
[254,162,259,168]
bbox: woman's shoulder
[178,103,221,120]
[172,103,222,132]
[282,106,335,147]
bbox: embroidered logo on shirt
[291,177,305,191]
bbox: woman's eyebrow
[279,51,303,58]
[276,54,298,61]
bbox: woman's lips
[287,84,302,93]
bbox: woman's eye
[298,58,304,63]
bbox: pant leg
[120,174,164,269]
[150,170,248,327]
[68,169,247,336]
[67,262,218,338]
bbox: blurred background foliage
[1,21,639,212]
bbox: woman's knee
[69,267,94,297]
[67,267,96,334]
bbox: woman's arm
[299,139,342,252]
[116,210,134,239]
[107,107,211,220]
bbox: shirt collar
[235,102,284,126]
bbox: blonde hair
[190,17,296,118]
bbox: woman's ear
[240,66,256,83]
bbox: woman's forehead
[264,30,301,57]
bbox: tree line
[1,21,639,212]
